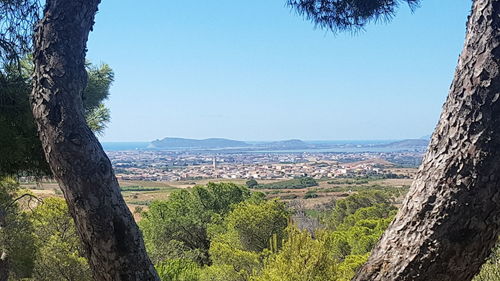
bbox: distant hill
[149,137,312,151]
[149,137,250,149]
[263,139,309,150]
[378,139,429,148]
[148,137,428,151]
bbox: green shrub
[474,243,500,281]
[304,191,319,199]
[156,259,201,281]
[255,177,318,189]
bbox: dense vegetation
[0,179,91,280]
[1,178,499,280]
[328,174,410,185]
[252,177,318,189]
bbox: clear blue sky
[86,0,472,142]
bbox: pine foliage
[287,0,421,33]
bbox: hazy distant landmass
[148,137,311,150]
[263,139,309,150]
[376,139,429,149]
[137,137,430,152]
[149,137,249,149]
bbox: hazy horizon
[100,136,429,143]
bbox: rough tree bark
[30,1,159,280]
[354,0,500,280]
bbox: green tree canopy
[30,197,92,281]
[155,258,201,281]
[0,177,36,280]
[325,190,394,229]
[140,182,252,265]
[245,179,258,188]
[250,190,397,281]
[250,226,338,281]
[0,60,114,177]
[206,199,289,279]
[0,0,40,65]
[212,199,289,253]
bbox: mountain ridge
[149,137,249,149]
[147,137,430,151]
[377,139,429,148]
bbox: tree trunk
[0,209,8,281]
[353,0,500,280]
[0,252,8,281]
[31,1,159,280]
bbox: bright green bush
[140,182,251,265]
[325,190,394,229]
[156,258,201,281]
[474,243,500,281]
[250,227,338,281]
[0,177,36,279]
[30,197,92,281]
[208,199,289,278]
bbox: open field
[22,172,415,221]
[261,177,413,209]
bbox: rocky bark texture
[354,0,500,280]
[31,1,159,280]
